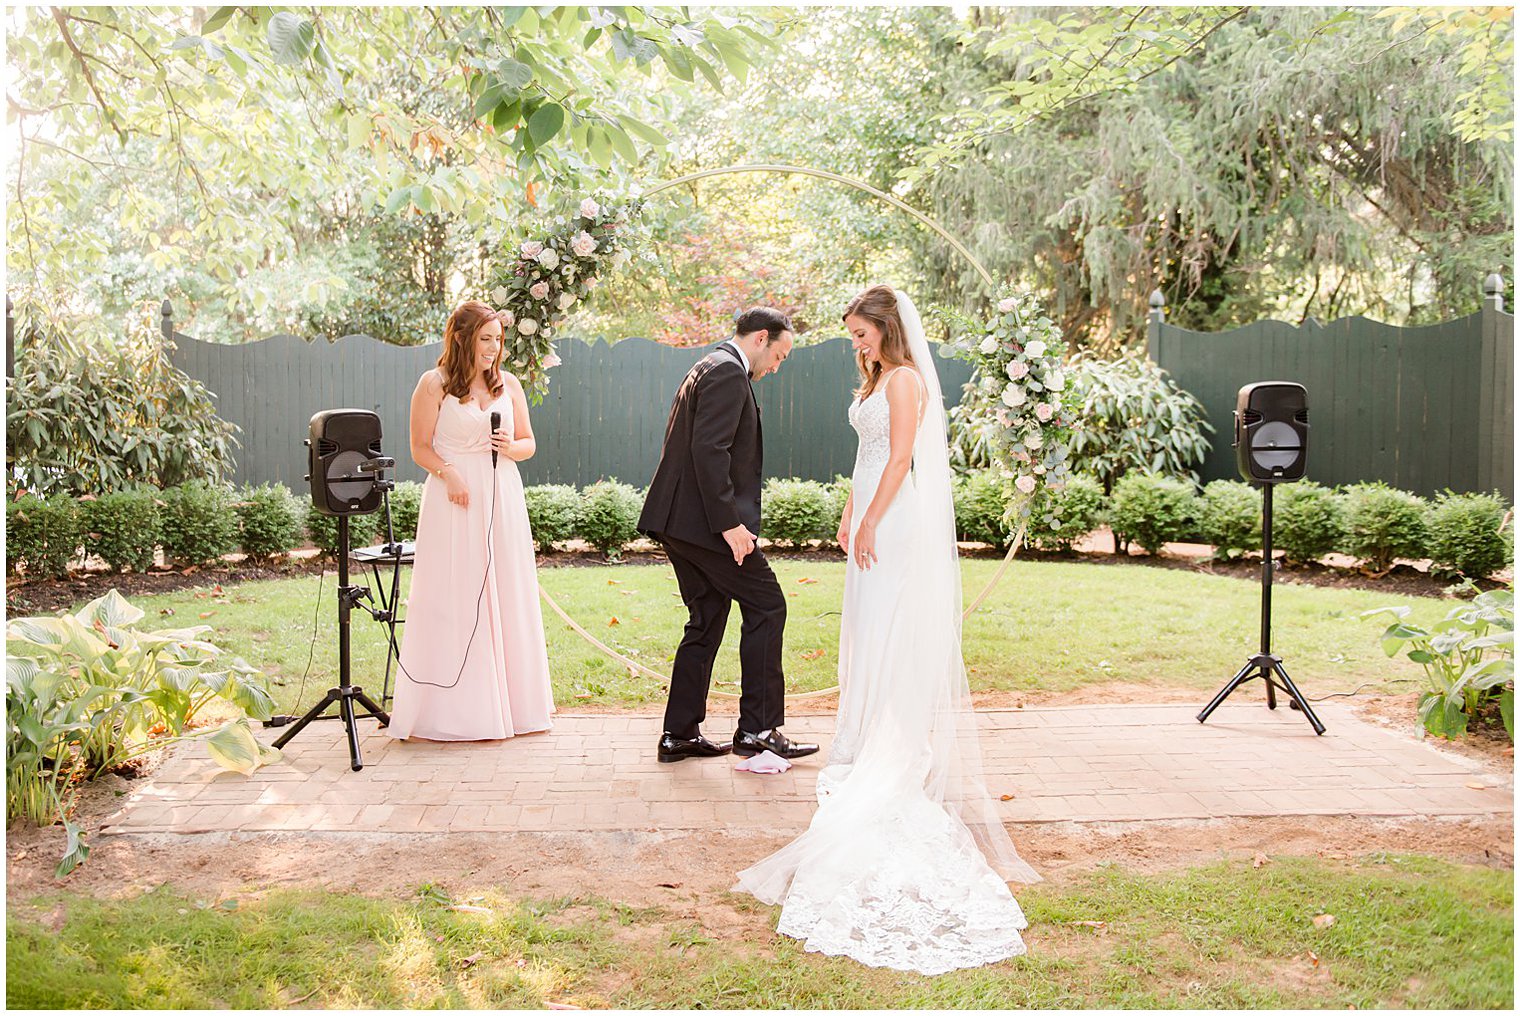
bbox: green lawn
[7,855,1511,1008]
[57,558,1451,715]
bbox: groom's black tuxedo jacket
[638,342,762,554]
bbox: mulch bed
[7,537,1503,616]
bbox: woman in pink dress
[386,300,555,741]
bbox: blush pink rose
[529,282,550,300]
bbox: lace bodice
[848,368,925,479]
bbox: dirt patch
[1349,693,1515,769]
[6,555,332,615]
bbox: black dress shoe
[658,731,732,764]
[733,728,820,760]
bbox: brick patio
[100,701,1511,837]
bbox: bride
[734,285,1040,976]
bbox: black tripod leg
[1270,661,1327,735]
[1265,662,1278,709]
[272,689,338,749]
[352,687,391,726]
[340,693,364,771]
[1198,660,1257,724]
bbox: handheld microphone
[490,410,501,468]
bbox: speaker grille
[1294,409,1309,425]
[1241,409,1263,427]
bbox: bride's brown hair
[437,301,505,402]
[843,285,914,398]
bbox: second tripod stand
[1197,482,1327,735]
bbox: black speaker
[306,409,384,516]
[1233,382,1308,483]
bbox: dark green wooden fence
[164,310,974,491]
[1147,279,1513,499]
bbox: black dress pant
[658,534,786,739]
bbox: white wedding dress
[734,290,1040,976]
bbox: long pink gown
[385,389,555,740]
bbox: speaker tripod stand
[1197,483,1326,735]
[272,512,392,770]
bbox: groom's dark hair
[733,307,793,344]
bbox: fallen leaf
[199,612,214,619]
[1000,793,1015,801]
[1306,950,1320,967]
[1313,913,1336,929]
[1252,852,1269,869]
[449,904,492,915]
[620,590,634,596]
[801,649,825,660]
[460,951,483,969]
[657,882,682,889]
[213,584,224,595]
[1070,920,1107,932]
[796,577,818,584]
[1465,780,1487,790]
[574,691,593,699]
[159,608,175,616]
[607,579,620,585]
[607,616,620,626]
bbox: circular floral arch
[492,164,1074,694]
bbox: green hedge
[762,478,834,546]
[159,481,239,568]
[83,487,163,574]
[1198,480,1262,559]
[235,484,303,563]
[575,479,643,559]
[524,483,581,550]
[954,470,1013,549]
[1426,490,1512,579]
[1273,482,1344,565]
[1109,474,1198,555]
[1339,482,1428,572]
[6,493,84,579]
[1028,474,1107,552]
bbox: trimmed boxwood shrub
[1338,482,1427,571]
[524,483,581,550]
[305,508,380,560]
[159,481,238,567]
[6,493,84,579]
[235,483,303,563]
[575,479,643,559]
[954,470,1012,549]
[84,487,163,573]
[1109,473,1198,555]
[762,478,833,547]
[1029,473,1106,552]
[1198,480,1262,559]
[1426,490,1512,579]
[823,475,852,545]
[1274,482,1344,565]
[386,481,425,543]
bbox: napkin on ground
[735,749,793,774]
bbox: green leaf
[266,12,316,65]
[203,7,237,34]
[55,820,90,880]
[619,114,668,147]
[205,719,280,775]
[527,103,565,146]
[499,59,534,90]
[1498,689,1514,742]
[384,186,413,215]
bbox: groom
[638,308,820,764]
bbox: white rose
[978,336,999,355]
[1006,360,1029,381]
[1035,402,1054,422]
[500,308,515,327]
[536,248,560,270]
[529,282,550,300]
[998,297,1017,313]
[518,318,539,335]
[1015,475,1037,495]
[579,198,600,219]
[521,240,544,259]
[1001,384,1026,408]
[570,231,597,257]
[491,285,509,305]
[1025,339,1047,358]
[557,292,576,311]
[1046,369,1066,391]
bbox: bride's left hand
[853,518,877,570]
